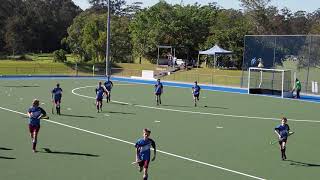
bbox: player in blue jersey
[192,81,201,107]
[135,128,156,180]
[274,117,292,160]
[104,76,114,103]
[51,83,63,115]
[154,79,163,105]
[27,99,47,153]
[95,82,108,113]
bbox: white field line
[0,106,266,180]
[109,79,320,105]
[72,86,320,123]
[72,86,131,105]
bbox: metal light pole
[105,0,111,76]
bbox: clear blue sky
[72,0,320,12]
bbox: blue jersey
[275,124,290,139]
[104,80,113,91]
[95,86,105,99]
[28,106,46,126]
[155,82,163,94]
[135,138,156,161]
[52,87,63,100]
[192,85,201,95]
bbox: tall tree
[88,0,126,15]
[130,2,219,62]
[0,0,24,52]
[204,8,252,68]
[240,0,274,34]
[2,0,81,54]
[65,11,132,62]
[4,15,28,55]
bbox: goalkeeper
[292,78,301,99]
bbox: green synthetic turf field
[0,78,320,180]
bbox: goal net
[248,67,293,98]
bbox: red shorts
[29,124,40,133]
[138,160,150,169]
[278,138,287,145]
[54,99,61,104]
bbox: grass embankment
[0,59,158,76]
[0,55,242,87]
[111,63,157,77]
[0,60,78,75]
[163,67,242,87]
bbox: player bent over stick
[192,81,201,107]
[134,128,156,180]
[274,117,294,160]
[27,99,48,153]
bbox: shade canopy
[199,45,232,55]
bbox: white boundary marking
[72,86,320,123]
[0,106,266,180]
[110,80,320,104]
[107,78,320,104]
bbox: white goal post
[248,67,293,98]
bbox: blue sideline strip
[111,77,248,94]
[1,75,320,103]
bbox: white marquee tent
[198,45,232,68]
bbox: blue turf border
[1,75,320,103]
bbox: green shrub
[53,49,67,62]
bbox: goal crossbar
[248,67,293,98]
[249,67,289,72]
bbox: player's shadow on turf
[107,111,135,115]
[203,106,228,109]
[287,160,320,167]
[60,114,95,118]
[42,148,99,157]
[0,148,15,159]
[2,85,40,88]
[0,147,13,150]
[0,156,15,159]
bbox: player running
[154,79,163,105]
[192,81,201,107]
[134,128,156,180]
[104,76,113,103]
[27,99,47,153]
[274,117,293,160]
[51,83,63,115]
[95,82,108,113]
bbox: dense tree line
[64,0,132,62]
[0,0,81,54]
[1,0,320,67]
